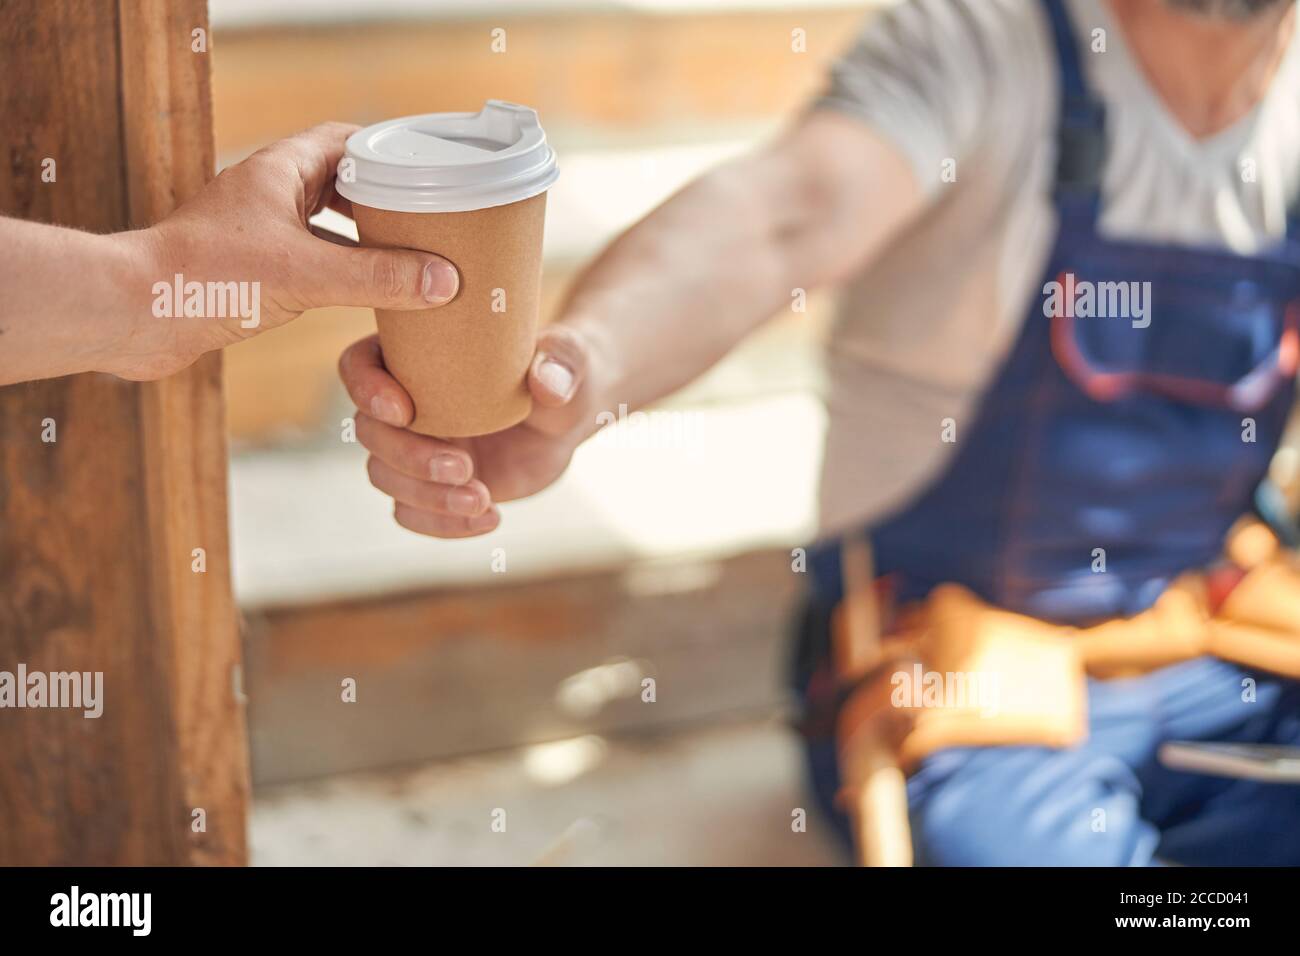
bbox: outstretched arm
[562,109,923,415]
[0,123,459,387]
[339,109,925,538]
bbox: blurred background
[212,0,885,865]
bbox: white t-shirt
[815,0,1300,535]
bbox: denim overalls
[796,0,1300,865]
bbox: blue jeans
[795,607,1300,866]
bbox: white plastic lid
[335,100,559,213]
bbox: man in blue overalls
[795,0,1300,865]
[342,0,1300,863]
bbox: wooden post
[0,0,249,865]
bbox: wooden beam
[245,549,798,785]
[0,0,248,865]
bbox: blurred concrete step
[229,377,824,609]
[250,714,845,865]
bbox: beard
[1167,0,1292,19]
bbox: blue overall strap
[1042,0,1106,215]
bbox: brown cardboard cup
[353,193,547,437]
[337,101,558,437]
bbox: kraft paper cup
[336,101,559,437]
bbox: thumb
[300,243,460,311]
[522,323,597,437]
[529,324,591,408]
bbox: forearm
[563,159,802,422]
[560,113,921,431]
[0,217,157,385]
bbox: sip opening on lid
[336,100,559,214]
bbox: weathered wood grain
[244,549,800,784]
[0,0,248,865]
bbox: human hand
[106,122,460,380]
[337,323,603,537]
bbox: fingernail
[468,509,499,531]
[447,486,484,517]
[430,454,470,485]
[536,357,575,400]
[422,260,459,303]
[370,394,405,426]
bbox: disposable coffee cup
[336,100,559,437]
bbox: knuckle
[243,146,290,179]
[240,146,276,170]
[542,324,590,373]
[394,504,435,537]
[402,440,431,477]
[354,414,378,449]
[314,120,359,140]
[367,254,409,304]
[392,503,415,531]
[420,484,448,513]
[338,337,379,385]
